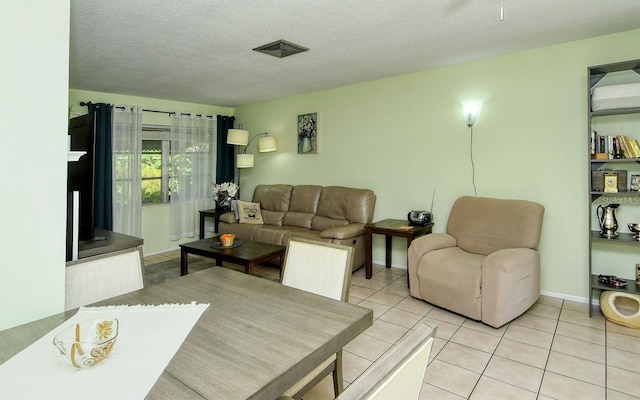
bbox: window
[141,125,171,204]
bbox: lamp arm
[239,132,268,154]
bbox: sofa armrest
[219,212,238,224]
[320,223,365,240]
[481,248,540,328]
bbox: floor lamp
[227,127,278,188]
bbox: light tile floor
[144,252,640,400]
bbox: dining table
[0,267,373,400]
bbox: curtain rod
[80,102,214,118]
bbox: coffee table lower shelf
[179,238,285,277]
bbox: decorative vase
[302,137,311,153]
[216,193,232,211]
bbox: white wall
[0,1,70,331]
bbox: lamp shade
[258,136,278,152]
[227,129,249,145]
[463,103,482,127]
[237,153,254,168]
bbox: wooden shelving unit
[587,59,640,316]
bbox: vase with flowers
[212,181,239,211]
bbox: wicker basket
[220,234,235,247]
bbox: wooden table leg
[365,229,373,279]
[199,213,206,239]
[385,235,392,268]
[180,249,189,276]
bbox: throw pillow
[236,200,264,225]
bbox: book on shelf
[592,132,639,159]
[631,139,640,158]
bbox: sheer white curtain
[112,106,143,237]
[169,114,216,240]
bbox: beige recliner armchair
[408,196,544,328]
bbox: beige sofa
[218,184,376,270]
[408,196,544,328]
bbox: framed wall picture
[298,112,318,154]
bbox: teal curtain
[216,115,235,183]
[86,102,113,231]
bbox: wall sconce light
[462,103,482,197]
[463,103,482,127]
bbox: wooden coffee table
[179,237,285,276]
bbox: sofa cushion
[262,210,285,226]
[253,226,306,245]
[253,184,293,212]
[289,185,322,213]
[219,222,261,240]
[237,200,264,225]
[312,216,349,231]
[282,185,322,229]
[283,211,314,229]
[316,186,375,224]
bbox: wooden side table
[199,209,227,239]
[364,219,433,279]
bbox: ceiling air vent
[253,39,309,58]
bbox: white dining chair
[279,238,354,399]
[276,323,436,400]
[65,247,145,310]
[335,323,436,400]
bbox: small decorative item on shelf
[591,170,605,191]
[212,181,239,211]
[628,223,640,240]
[597,203,619,237]
[632,175,640,191]
[604,172,618,193]
[598,274,628,288]
[636,264,640,285]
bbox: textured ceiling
[69,0,640,107]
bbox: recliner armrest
[409,233,457,255]
[481,248,540,328]
[320,223,365,240]
[482,248,538,274]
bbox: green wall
[234,29,640,299]
[1,1,70,331]
[68,89,233,255]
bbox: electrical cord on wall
[469,125,478,196]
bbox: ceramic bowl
[53,319,118,368]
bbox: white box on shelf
[592,83,640,111]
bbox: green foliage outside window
[142,152,162,203]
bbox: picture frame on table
[298,112,318,154]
